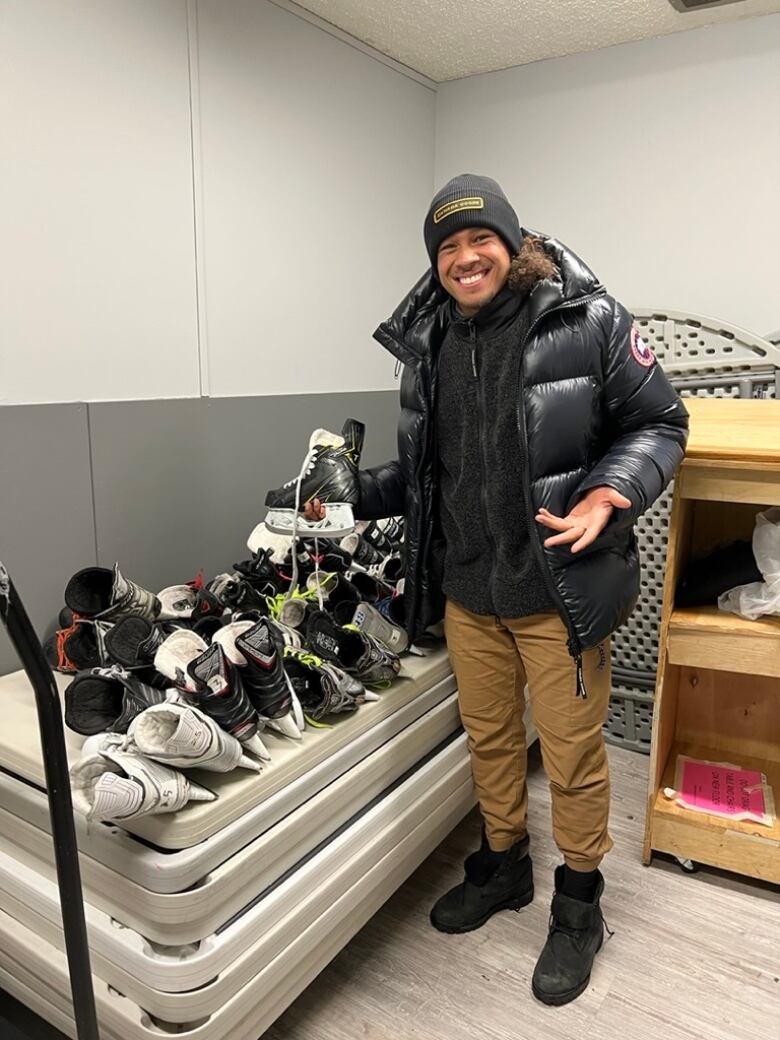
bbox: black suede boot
[531,865,611,1006]
[430,832,533,933]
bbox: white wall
[195,0,435,397]
[6,5,774,408]
[435,16,780,339]
[0,0,435,405]
[1,0,199,405]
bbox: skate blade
[285,675,306,731]
[237,752,263,773]
[189,782,217,803]
[243,733,272,761]
[264,504,356,541]
[266,713,303,740]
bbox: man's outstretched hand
[535,486,632,553]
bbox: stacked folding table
[0,646,488,1040]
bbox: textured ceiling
[286,0,780,81]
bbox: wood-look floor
[264,743,780,1040]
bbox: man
[306,174,688,1005]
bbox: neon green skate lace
[283,645,323,669]
[265,586,318,620]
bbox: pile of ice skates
[46,419,415,826]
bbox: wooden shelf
[651,741,780,883]
[670,606,780,638]
[667,607,780,678]
[683,398,780,464]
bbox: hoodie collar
[447,283,527,339]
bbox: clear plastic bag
[718,507,780,619]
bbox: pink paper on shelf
[676,757,772,824]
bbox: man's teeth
[458,271,486,285]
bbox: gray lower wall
[0,391,401,675]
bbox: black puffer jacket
[358,234,689,657]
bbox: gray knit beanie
[423,174,522,268]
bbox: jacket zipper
[372,325,427,636]
[412,359,435,638]
[470,322,498,612]
[516,292,602,698]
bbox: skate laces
[56,613,83,671]
[344,622,391,657]
[283,646,323,669]
[286,442,326,608]
[282,452,317,488]
[303,714,332,729]
[265,586,317,620]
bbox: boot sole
[532,975,590,1006]
[430,887,534,934]
[531,932,604,1006]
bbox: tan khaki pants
[444,598,613,871]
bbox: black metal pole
[0,562,100,1040]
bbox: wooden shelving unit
[643,398,780,883]
[667,607,780,677]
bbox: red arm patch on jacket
[630,326,656,368]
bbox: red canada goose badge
[630,327,655,368]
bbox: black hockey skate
[264,418,364,540]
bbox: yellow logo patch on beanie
[433,196,484,224]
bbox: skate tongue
[306,571,338,600]
[340,533,359,555]
[278,598,308,629]
[110,564,159,620]
[246,522,293,560]
[189,642,229,691]
[308,428,344,450]
[155,630,208,690]
[340,418,365,459]
[168,708,208,757]
[91,772,144,820]
[158,585,197,620]
[111,563,129,602]
[212,620,255,666]
[236,621,274,665]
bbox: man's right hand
[302,498,326,522]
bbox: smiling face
[436,226,512,316]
